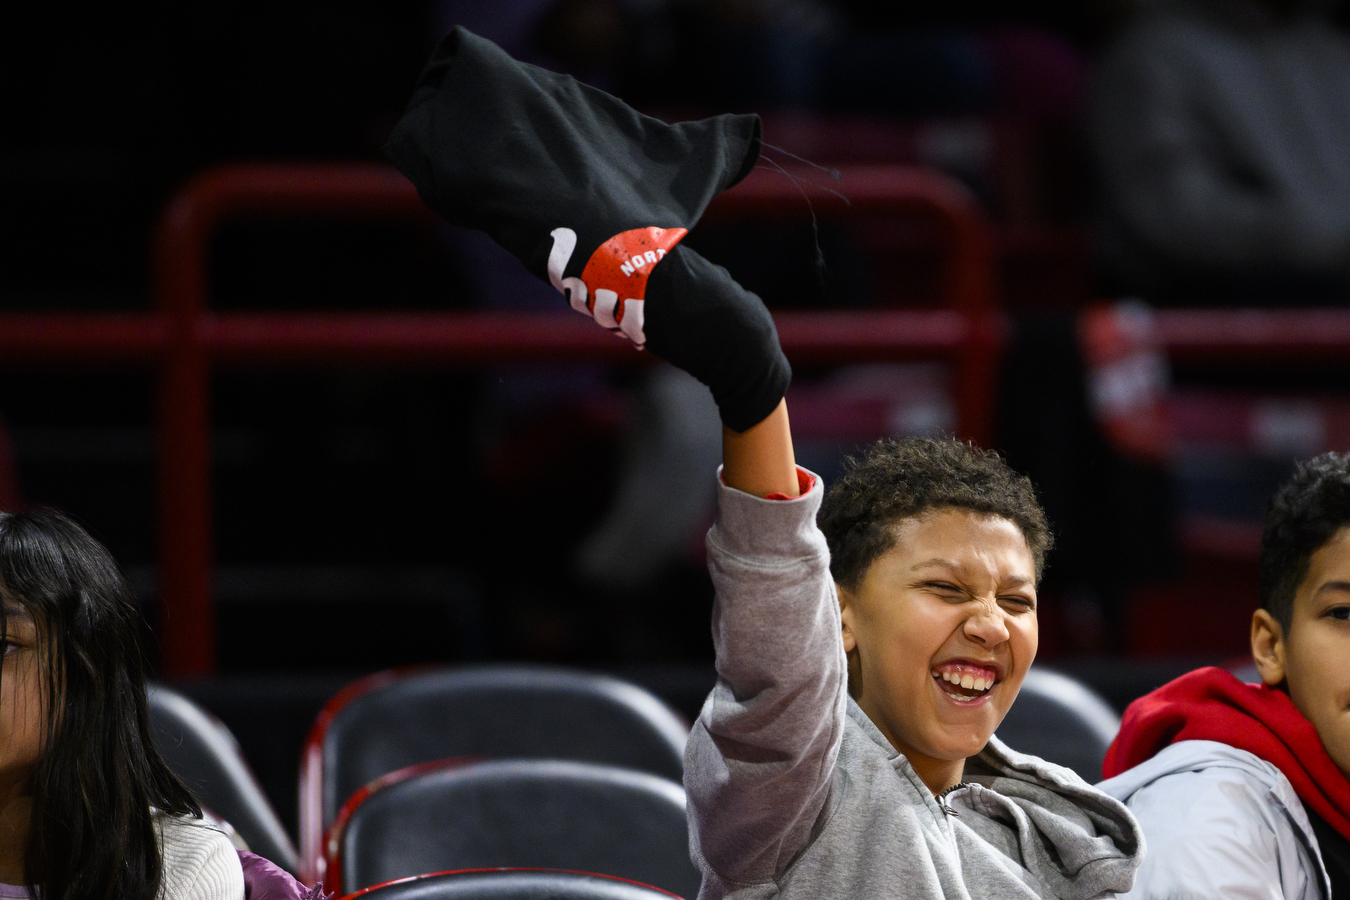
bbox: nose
[963,599,1010,646]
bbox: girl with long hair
[0,509,320,900]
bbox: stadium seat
[340,869,683,900]
[993,668,1121,783]
[301,665,688,880]
[147,684,300,874]
[331,758,698,898]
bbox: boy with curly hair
[1100,453,1350,899]
[686,422,1142,899]
[385,26,1143,899]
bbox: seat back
[993,668,1120,782]
[147,685,299,873]
[345,870,683,900]
[336,759,698,898]
[304,666,687,852]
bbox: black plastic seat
[346,870,683,899]
[993,668,1121,782]
[336,759,698,898]
[147,684,299,873]
[304,666,688,855]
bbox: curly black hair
[818,437,1053,590]
[1261,451,1350,632]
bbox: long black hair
[0,510,200,899]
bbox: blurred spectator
[1091,0,1350,304]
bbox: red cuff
[719,467,815,500]
[765,468,816,501]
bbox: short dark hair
[1260,452,1350,632]
[818,437,1052,590]
[0,510,201,899]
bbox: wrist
[721,400,798,497]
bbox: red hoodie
[1103,666,1350,841]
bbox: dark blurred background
[6,0,1350,835]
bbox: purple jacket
[240,852,332,900]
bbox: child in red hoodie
[1098,451,1350,900]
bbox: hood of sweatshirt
[1103,666,1350,840]
[846,699,1144,900]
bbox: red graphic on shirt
[580,226,688,320]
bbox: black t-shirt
[1304,801,1350,898]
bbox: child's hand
[546,224,789,432]
[642,245,789,434]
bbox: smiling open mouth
[930,663,999,701]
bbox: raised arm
[381,29,833,893]
[687,399,845,894]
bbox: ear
[837,583,857,653]
[1251,609,1287,687]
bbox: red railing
[6,163,1350,674]
[1155,309,1350,361]
[0,162,1000,677]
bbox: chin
[926,728,995,761]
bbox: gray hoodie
[1097,739,1332,900]
[684,472,1144,900]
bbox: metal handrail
[8,162,1350,675]
[0,162,1000,676]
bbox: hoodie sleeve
[684,469,846,892]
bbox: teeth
[932,667,997,693]
[931,668,996,692]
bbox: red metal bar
[708,164,1002,442]
[22,157,1350,683]
[154,174,216,676]
[0,315,170,361]
[193,309,970,365]
[0,309,974,364]
[135,161,996,676]
[146,165,427,675]
[200,312,640,365]
[1156,309,1350,360]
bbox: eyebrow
[911,559,965,572]
[911,561,1034,588]
[1315,581,1350,597]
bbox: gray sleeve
[1090,20,1350,272]
[684,470,846,889]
